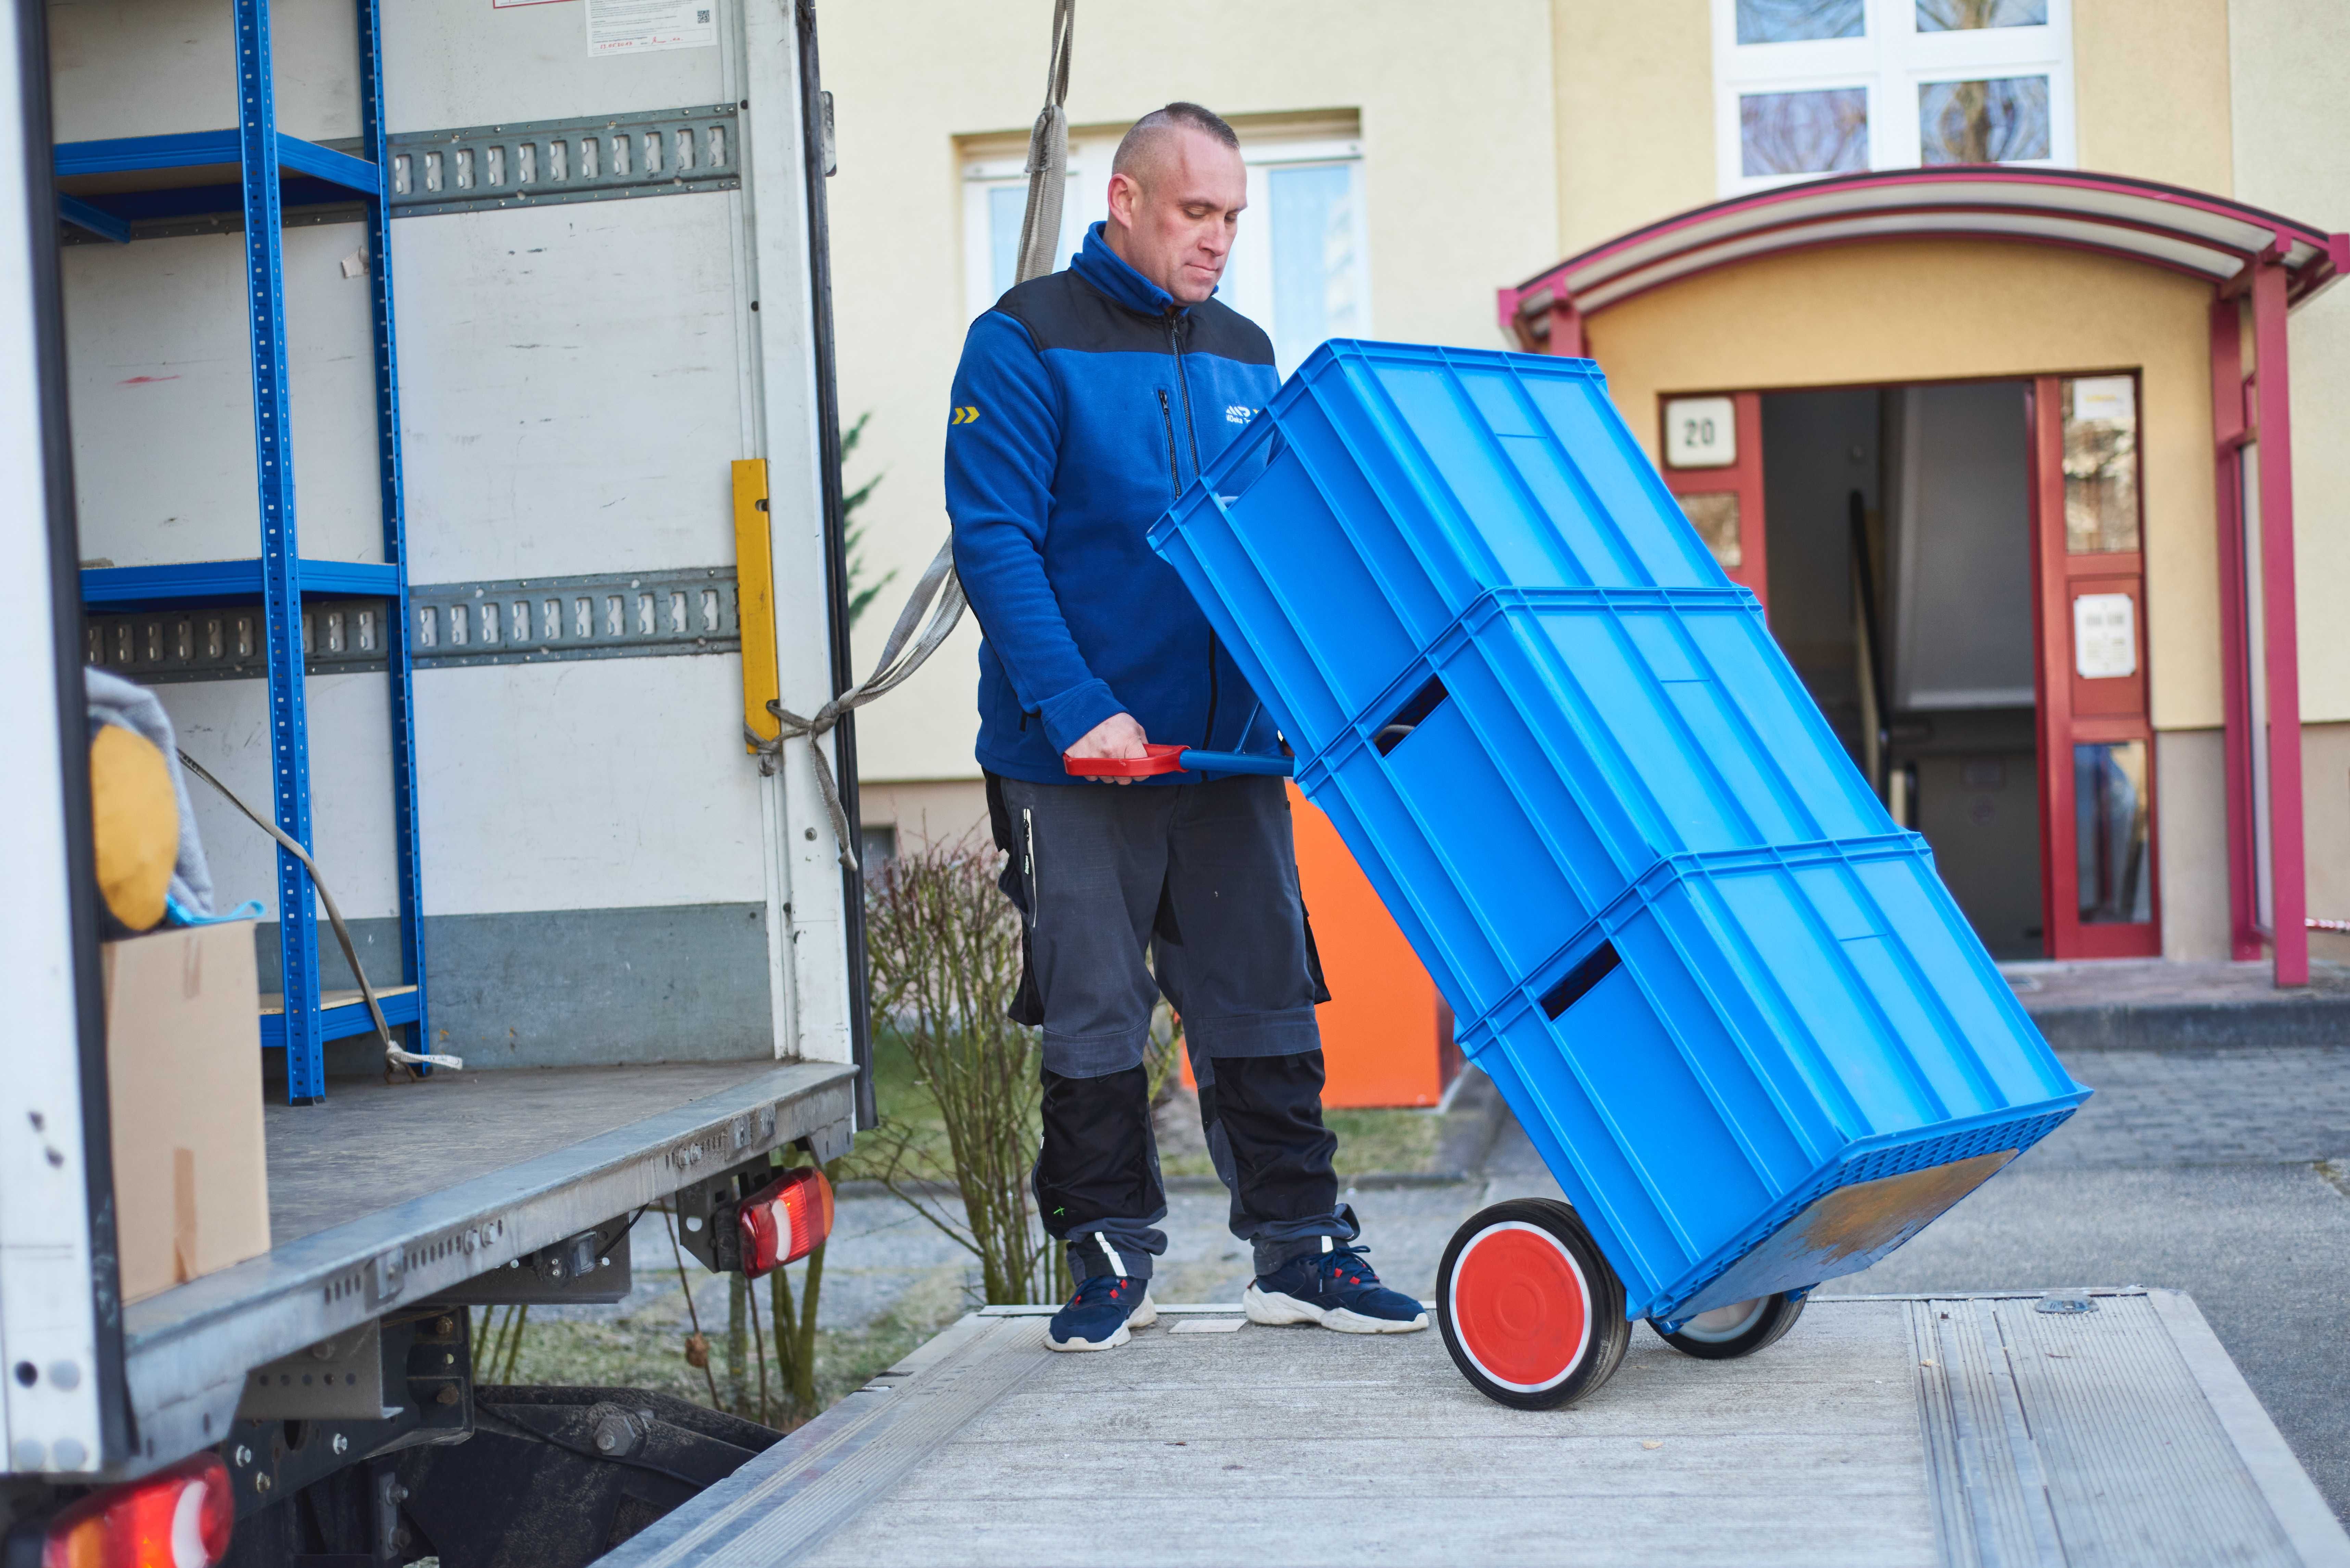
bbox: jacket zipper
[1167,315,1222,751]
[1156,390,1182,497]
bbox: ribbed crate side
[1417,618,1648,903]
[1674,610,1889,836]
[1378,691,1601,987]
[1285,360,1476,636]
[1152,491,1285,732]
[1698,864,1951,1134]
[1847,853,2082,1104]
[1519,608,1779,856]
[1512,364,1725,589]
[1326,343,1714,598]
[1157,463,1377,746]
[1608,891,1828,1191]
[1303,761,1514,1015]
[1471,1010,1694,1308]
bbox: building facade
[823,0,2347,1016]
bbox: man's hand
[1067,712,1149,785]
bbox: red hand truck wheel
[1437,1198,1629,1409]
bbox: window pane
[1677,492,1743,570]
[1736,0,1864,43]
[2063,375,2139,552]
[1268,163,1362,375]
[1919,76,2051,164]
[987,178,1084,302]
[1916,0,2047,29]
[1740,88,1870,177]
[2074,741,2152,924]
[987,185,1025,301]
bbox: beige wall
[819,1,1559,785]
[2157,728,2232,959]
[2230,0,2350,729]
[860,779,990,855]
[2074,0,2234,192]
[2305,724,2350,955]
[1549,0,1713,256]
[1587,239,2223,730]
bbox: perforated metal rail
[82,566,738,682]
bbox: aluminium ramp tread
[596,1292,2350,1568]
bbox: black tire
[1436,1198,1631,1410]
[1648,1292,1807,1360]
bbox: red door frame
[2027,374,2163,959]
[2211,263,2311,984]
[1656,392,1770,613]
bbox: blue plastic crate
[1153,340,1724,756]
[1459,841,2085,1322]
[1147,338,2090,1322]
[1290,588,1894,1019]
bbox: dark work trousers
[988,772,1358,1283]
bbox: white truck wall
[50,0,850,1072]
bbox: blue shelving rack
[56,0,427,1106]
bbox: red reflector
[736,1164,835,1277]
[43,1453,233,1568]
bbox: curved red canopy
[1500,166,2349,345]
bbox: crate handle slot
[1374,677,1451,755]
[1540,941,1621,1020]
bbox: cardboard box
[102,922,271,1303]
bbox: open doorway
[1765,381,2042,961]
[1660,375,2157,963]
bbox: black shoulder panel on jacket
[994,271,1276,366]
[1182,297,1276,367]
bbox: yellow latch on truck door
[733,459,781,752]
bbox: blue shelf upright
[56,0,428,1105]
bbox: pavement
[2011,959,2350,1049]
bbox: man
[946,102,1426,1352]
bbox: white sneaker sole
[1243,1284,1427,1334]
[1045,1295,1158,1352]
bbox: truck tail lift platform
[596,1291,2350,1568]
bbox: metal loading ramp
[596,1292,2349,1568]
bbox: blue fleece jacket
[945,223,1283,785]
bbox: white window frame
[960,127,1370,374]
[1710,0,2074,196]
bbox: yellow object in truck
[88,723,177,932]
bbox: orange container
[1288,782,1455,1107]
[1175,785,1454,1107]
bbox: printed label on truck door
[586,0,715,54]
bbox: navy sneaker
[1044,1275,1158,1352]
[1245,1241,1428,1334]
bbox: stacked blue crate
[1151,341,2087,1323]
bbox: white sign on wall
[2073,592,2137,679]
[1664,396,1737,468]
[2071,375,2135,423]
[586,0,714,53]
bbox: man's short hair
[1112,102,1240,184]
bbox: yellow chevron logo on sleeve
[948,405,981,426]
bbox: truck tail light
[736,1165,834,1277]
[41,1453,233,1568]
